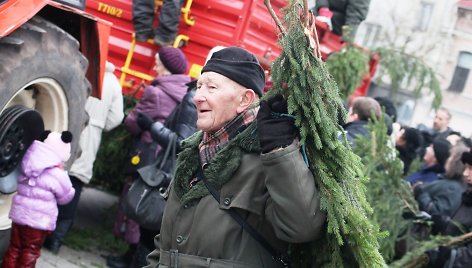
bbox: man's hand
[137,112,153,131]
[431,214,450,235]
[257,94,296,154]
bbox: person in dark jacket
[107,46,189,268]
[342,96,381,147]
[129,80,197,267]
[406,138,451,186]
[425,148,472,268]
[414,143,469,217]
[130,47,223,267]
[396,127,424,175]
[312,0,371,38]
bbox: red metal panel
[0,0,48,37]
[85,0,287,92]
[84,0,374,98]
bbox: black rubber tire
[0,16,90,168]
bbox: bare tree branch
[264,0,286,36]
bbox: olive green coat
[145,123,325,267]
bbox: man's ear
[236,89,256,113]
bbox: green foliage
[353,115,418,262]
[389,235,453,268]
[64,204,127,253]
[268,2,386,267]
[406,156,422,177]
[326,46,369,101]
[374,48,442,110]
[91,94,136,194]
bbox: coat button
[176,235,183,243]
[223,197,231,206]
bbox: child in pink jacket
[2,131,75,268]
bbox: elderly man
[145,47,325,267]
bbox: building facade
[356,0,472,137]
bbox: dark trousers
[132,0,155,35]
[47,176,84,244]
[0,228,11,265]
[129,227,157,267]
[132,0,185,41]
[2,223,50,268]
[155,0,186,42]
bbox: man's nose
[193,94,206,103]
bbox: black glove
[257,94,296,153]
[137,112,153,131]
[431,214,450,235]
[426,246,451,268]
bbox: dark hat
[374,96,397,122]
[433,138,451,167]
[462,149,472,165]
[403,127,423,151]
[201,47,265,96]
[158,47,188,74]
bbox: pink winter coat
[9,141,75,231]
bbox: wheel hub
[0,106,44,177]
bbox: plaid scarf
[199,105,259,167]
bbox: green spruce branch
[326,45,369,101]
[265,1,386,267]
[374,48,442,110]
[353,114,417,262]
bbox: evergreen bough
[92,94,136,193]
[326,45,369,101]
[374,48,442,110]
[353,114,417,262]
[265,1,386,267]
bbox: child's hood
[20,140,64,181]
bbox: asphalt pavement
[37,187,119,268]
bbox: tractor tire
[0,16,90,172]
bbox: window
[397,100,415,126]
[361,23,381,48]
[415,2,434,31]
[448,51,472,93]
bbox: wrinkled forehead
[198,71,238,87]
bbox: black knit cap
[403,127,423,151]
[201,47,265,96]
[462,149,472,165]
[433,138,451,168]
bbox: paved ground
[37,187,119,268]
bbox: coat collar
[173,122,260,206]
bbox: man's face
[346,107,357,123]
[423,145,437,166]
[463,164,472,187]
[153,54,166,75]
[433,110,449,131]
[395,128,406,147]
[194,72,244,132]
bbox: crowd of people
[0,2,471,267]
